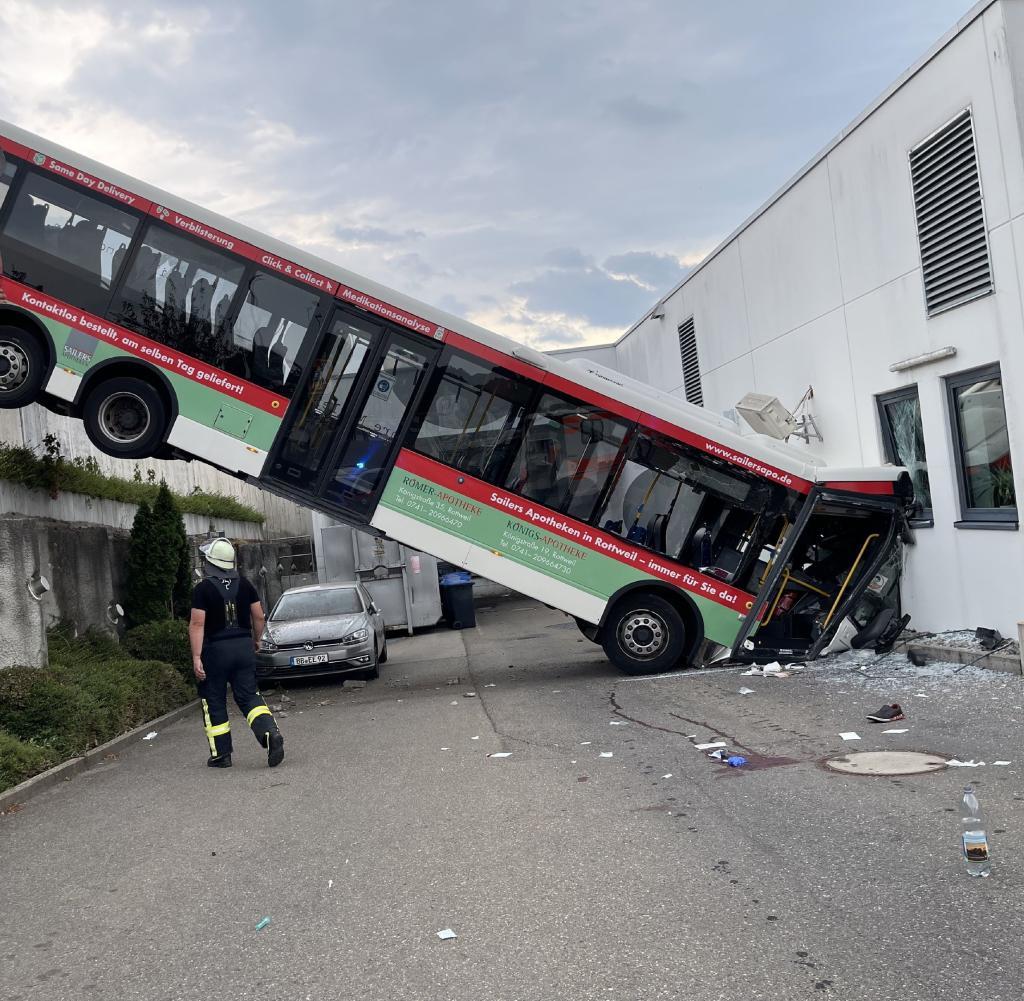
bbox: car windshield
[272,588,363,620]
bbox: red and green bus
[0,120,913,673]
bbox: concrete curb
[896,640,1022,675]
[0,698,199,815]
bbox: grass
[0,439,265,524]
[0,624,195,794]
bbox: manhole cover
[825,750,947,776]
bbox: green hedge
[123,621,192,680]
[0,440,264,524]
[0,626,194,794]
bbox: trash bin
[439,571,476,629]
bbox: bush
[124,621,191,680]
[0,439,264,523]
[0,626,194,792]
[0,732,57,791]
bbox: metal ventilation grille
[910,109,992,315]
[678,316,703,406]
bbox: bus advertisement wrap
[379,450,754,648]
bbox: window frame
[876,385,933,527]
[945,362,1018,529]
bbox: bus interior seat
[8,198,48,247]
[164,266,187,313]
[63,220,103,277]
[188,278,214,332]
[213,293,232,333]
[111,244,127,283]
[647,513,669,554]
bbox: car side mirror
[369,602,380,615]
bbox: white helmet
[200,537,236,570]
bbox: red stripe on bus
[1,278,288,416]
[540,370,642,421]
[822,480,895,495]
[394,448,755,614]
[336,284,450,341]
[443,332,547,380]
[0,136,153,213]
[641,414,814,494]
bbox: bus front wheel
[602,593,687,675]
[0,325,47,409]
[83,376,168,459]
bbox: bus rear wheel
[0,326,47,409]
[83,376,168,459]
[602,593,687,675]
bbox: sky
[0,0,980,349]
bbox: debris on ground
[436,928,457,941]
[695,741,727,751]
[449,701,459,706]
[599,752,613,758]
[866,703,905,723]
[994,761,1012,766]
[883,728,909,734]
[447,678,461,685]
[738,687,755,696]
[948,759,985,767]
[907,650,928,667]
[463,692,477,698]
[255,917,271,931]
[708,748,730,760]
[662,773,673,779]
[487,752,512,758]
[727,756,747,768]
[609,720,628,726]
[142,732,158,741]
[483,683,497,688]
[976,626,1003,651]
[328,879,333,889]
[840,732,861,741]
[347,680,366,690]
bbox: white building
[552,0,1024,636]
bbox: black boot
[207,754,232,768]
[267,732,284,768]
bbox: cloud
[543,246,594,269]
[603,251,689,291]
[333,225,425,246]
[604,95,686,128]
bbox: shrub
[124,621,192,680]
[0,732,58,791]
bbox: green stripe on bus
[378,468,745,648]
[40,316,282,451]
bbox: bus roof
[0,118,905,494]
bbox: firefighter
[188,537,284,768]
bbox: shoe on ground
[866,703,905,723]
[267,732,285,768]
[207,754,232,768]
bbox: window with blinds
[909,109,992,316]
[677,316,703,406]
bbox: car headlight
[341,628,369,643]
[258,631,278,653]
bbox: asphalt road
[3,594,1024,1001]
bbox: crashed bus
[0,120,913,674]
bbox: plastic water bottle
[960,785,992,877]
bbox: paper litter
[609,720,629,726]
[947,759,984,767]
[599,752,613,758]
[255,917,271,932]
[882,729,909,734]
[142,732,158,741]
[437,929,457,941]
[487,752,512,758]
[738,687,755,696]
[840,732,861,741]
[661,773,673,779]
[694,741,727,750]
[994,760,1012,766]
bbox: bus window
[596,429,771,576]
[111,227,245,373]
[0,171,138,315]
[0,159,16,213]
[230,271,322,392]
[505,393,629,521]
[411,350,533,484]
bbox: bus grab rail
[823,533,880,630]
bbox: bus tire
[83,376,168,459]
[0,325,47,409]
[602,593,687,676]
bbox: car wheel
[361,642,380,681]
[601,592,687,675]
[0,325,47,409]
[83,375,168,459]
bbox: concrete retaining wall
[0,403,313,538]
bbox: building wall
[554,1,1024,635]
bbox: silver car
[255,582,387,681]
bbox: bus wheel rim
[620,610,668,659]
[0,340,30,392]
[99,391,151,445]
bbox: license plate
[291,653,329,666]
